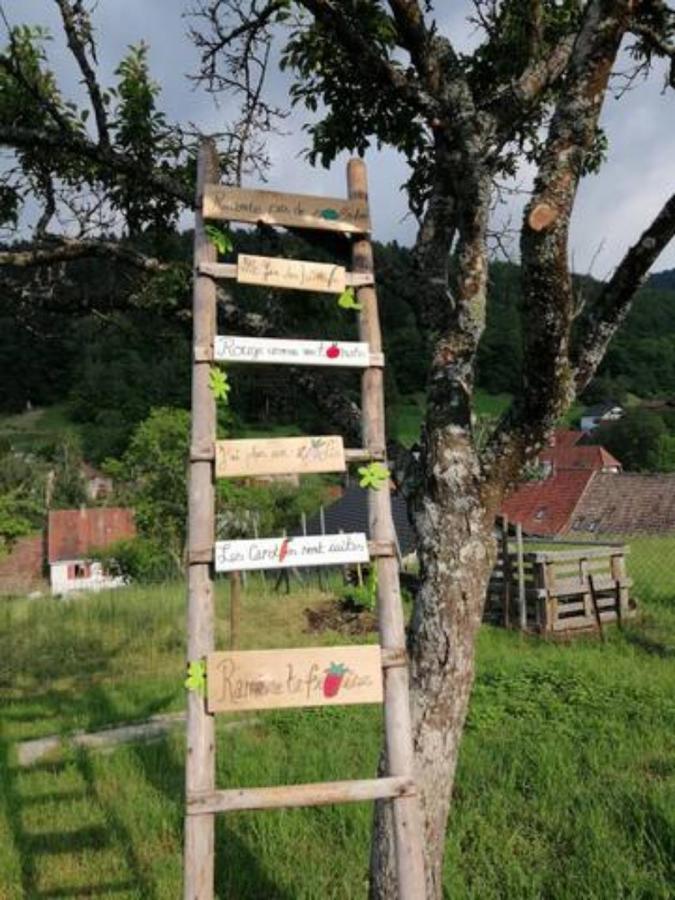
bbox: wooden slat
[215,435,346,478]
[206,645,383,713]
[553,575,631,596]
[200,260,374,289]
[214,335,382,369]
[203,185,371,234]
[530,546,627,562]
[348,159,426,899]
[344,448,386,462]
[187,776,414,815]
[215,533,370,573]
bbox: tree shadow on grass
[130,734,294,900]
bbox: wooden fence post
[348,159,427,898]
[184,138,219,900]
[516,523,526,631]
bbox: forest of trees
[3,230,675,448]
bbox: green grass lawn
[392,390,513,446]
[0,404,80,453]
[1,546,674,898]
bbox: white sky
[6,0,675,275]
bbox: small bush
[92,536,180,583]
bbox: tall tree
[2,2,675,897]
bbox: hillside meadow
[0,542,674,899]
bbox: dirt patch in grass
[303,598,377,635]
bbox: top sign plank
[203,186,371,234]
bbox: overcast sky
[7,0,675,275]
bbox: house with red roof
[502,430,622,536]
[538,429,621,476]
[48,507,135,595]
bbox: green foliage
[358,461,389,490]
[90,536,180,583]
[204,224,234,255]
[105,407,190,563]
[591,407,675,472]
[337,287,362,311]
[68,313,190,462]
[217,475,331,538]
[49,434,88,509]
[0,446,45,554]
[208,367,231,402]
[110,42,185,234]
[342,564,378,612]
[185,659,207,695]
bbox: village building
[580,401,624,432]
[47,507,135,595]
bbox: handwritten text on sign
[237,254,346,293]
[214,336,371,368]
[203,186,371,234]
[216,436,346,478]
[207,645,383,712]
[215,533,369,573]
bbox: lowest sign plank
[215,533,369,573]
[214,335,372,368]
[216,436,345,478]
[207,645,383,712]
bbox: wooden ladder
[184,139,426,899]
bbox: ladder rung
[368,540,397,558]
[344,448,386,462]
[187,775,414,814]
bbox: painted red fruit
[323,662,348,698]
[278,537,290,563]
[326,343,341,359]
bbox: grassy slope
[1,544,674,900]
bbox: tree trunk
[371,167,496,898]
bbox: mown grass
[1,541,674,899]
[392,391,513,446]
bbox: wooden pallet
[183,140,425,899]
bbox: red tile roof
[539,443,621,471]
[548,429,585,449]
[501,470,596,536]
[570,473,675,534]
[48,508,135,564]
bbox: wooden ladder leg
[348,159,427,899]
[185,139,219,900]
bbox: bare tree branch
[0,123,193,207]
[573,191,675,391]
[53,0,110,146]
[0,236,169,271]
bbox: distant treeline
[1,230,674,461]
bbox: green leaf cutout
[185,660,206,696]
[358,461,389,491]
[209,367,231,402]
[205,224,233,255]
[337,287,362,311]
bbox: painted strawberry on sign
[323,662,348,698]
[326,343,341,359]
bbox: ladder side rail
[348,159,427,899]
[184,139,219,900]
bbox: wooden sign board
[216,436,345,478]
[237,254,346,293]
[206,645,383,713]
[203,185,371,234]
[215,533,369,573]
[214,336,371,368]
